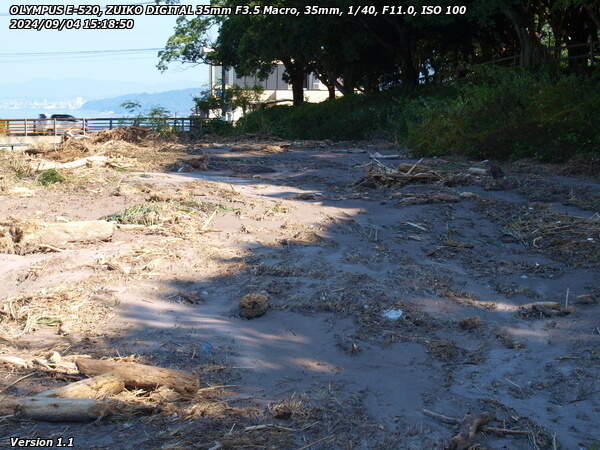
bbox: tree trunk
[567,7,593,72]
[502,5,544,67]
[327,83,336,100]
[75,358,199,395]
[583,2,600,37]
[281,58,305,106]
[290,71,305,106]
[398,27,418,87]
[401,59,418,87]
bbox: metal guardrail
[0,117,203,136]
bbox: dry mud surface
[1,139,599,449]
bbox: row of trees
[158,0,600,106]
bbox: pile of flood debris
[355,158,505,190]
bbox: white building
[207,63,340,121]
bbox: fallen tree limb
[422,409,530,441]
[0,355,31,369]
[33,156,109,172]
[36,373,125,399]
[0,396,111,422]
[0,219,115,254]
[75,358,198,395]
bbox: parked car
[34,114,82,135]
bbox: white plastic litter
[382,309,403,320]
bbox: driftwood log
[33,155,108,172]
[75,358,198,395]
[0,396,111,422]
[0,220,115,254]
[36,374,125,399]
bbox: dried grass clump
[90,126,151,144]
[0,285,112,337]
[558,155,600,178]
[239,293,269,319]
[356,160,443,188]
[1,151,35,179]
[502,209,600,267]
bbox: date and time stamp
[8,4,467,31]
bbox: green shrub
[200,118,235,136]
[236,91,411,140]
[38,169,65,186]
[407,66,600,161]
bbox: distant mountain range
[0,78,203,101]
[81,88,200,116]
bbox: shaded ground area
[1,137,599,449]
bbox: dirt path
[1,141,599,449]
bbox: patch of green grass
[137,173,151,178]
[104,203,161,225]
[178,200,239,214]
[38,169,65,186]
[265,203,290,216]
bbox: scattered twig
[201,209,218,232]
[243,423,300,433]
[197,385,238,393]
[297,434,335,450]
[38,244,65,253]
[405,158,424,175]
[404,221,428,232]
[422,409,530,438]
[0,372,36,394]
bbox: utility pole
[221,65,227,119]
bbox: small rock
[459,192,477,199]
[8,186,35,197]
[459,316,482,330]
[148,190,171,202]
[294,192,322,200]
[112,184,138,197]
[239,293,269,319]
[467,167,487,176]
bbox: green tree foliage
[193,85,265,117]
[160,0,598,97]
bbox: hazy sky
[0,0,209,88]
